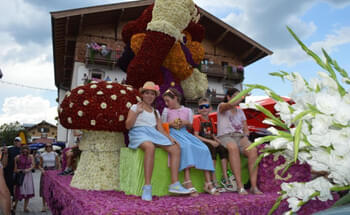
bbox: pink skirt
[15,172,35,200]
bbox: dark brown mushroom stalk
[58,81,140,190]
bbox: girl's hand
[170,119,180,129]
[169,137,179,145]
[210,140,220,147]
[136,102,144,114]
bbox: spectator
[3,137,21,210]
[39,143,60,212]
[13,145,35,213]
[0,146,11,215]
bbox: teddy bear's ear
[184,22,205,43]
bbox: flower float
[58,81,140,190]
[233,27,350,214]
[120,0,207,101]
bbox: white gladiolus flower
[309,78,321,91]
[333,102,350,125]
[308,134,331,147]
[262,119,276,126]
[315,92,340,115]
[274,101,291,115]
[287,197,302,212]
[311,114,331,134]
[267,127,279,135]
[318,72,338,90]
[269,137,290,149]
[307,177,333,201]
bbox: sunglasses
[199,104,210,109]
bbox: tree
[0,122,28,146]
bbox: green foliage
[0,122,26,146]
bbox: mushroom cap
[58,81,141,132]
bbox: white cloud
[0,95,57,125]
[271,26,350,65]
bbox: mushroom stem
[70,130,125,190]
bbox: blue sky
[1,0,350,124]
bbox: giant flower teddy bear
[119,0,208,111]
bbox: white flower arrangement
[232,27,350,214]
[146,0,197,41]
[181,68,208,100]
[70,130,125,190]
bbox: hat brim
[139,88,160,96]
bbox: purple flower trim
[43,170,337,215]
[180,41,198,68]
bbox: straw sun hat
[139,81,160,96]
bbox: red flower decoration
[58,81,140,132]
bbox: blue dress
[128,126,172,149]
[169,127,214,171]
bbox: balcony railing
[200,64,244,83]
[85,47,121,68]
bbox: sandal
[183,180,199,197]
[250,187,263,195]
[221,178,235,192]
[204,182,220,195]
[212,180,226,193]
[238,187,248,195]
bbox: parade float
[42,0,347,214]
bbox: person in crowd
[3,137,21,211]
[162,88,219,196]
[0,146,11,215]
[217,88,262,195]
[125,81,190,201]
[193,97,234,192]
[39,143,60,212]
[13,145,35,212]
[59,130,82,175]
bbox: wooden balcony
[200,64,244,83]
[85,47,121,68]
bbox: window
[201,58,209,65]
[221,61,228,67]
[89,69,105,81]
[38,127,49,133]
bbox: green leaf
[330,185,350,192]
[292,110,314,123]
[332,192,350,207]
[254,152,268,169]
[228,88,253,105]
[255,105,289,130]
[268,194,285,215]
[293,120,303,162]
[287,26,328,71]
[246,135,280,150]
[281,161,294,176]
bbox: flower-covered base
[70,130,125,190]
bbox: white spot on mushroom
[91,120,96,126]
[67,117,72,124]
[69,103,74,108]
[106,85,113,89]
[136,96,141,102]
[97,91,104,95]
[83,100,89,106]
[119,115,124,122]
[111,95,117,100]
[126,102,132,108]
[78,89,84,95]
[65,92,71,97]
[78,110,83,117]
[91,84,97,89]
[100,102,107,109]
[59,108,63,113]
[127,87,133,91]
[106,81,113,84]
[120,90,126,94]
[90,81,98,84]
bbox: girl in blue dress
[125,82,190,201]
[162,88,219,196]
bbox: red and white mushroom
[58,81,140,190]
